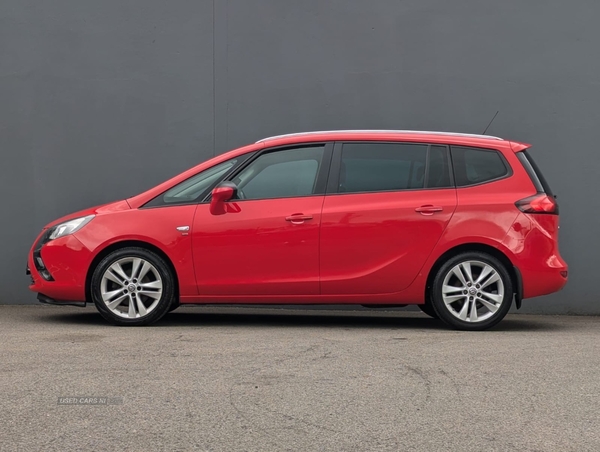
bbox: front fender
[74,205,198,296]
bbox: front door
[320,142,457,295]
[192,144,332,296]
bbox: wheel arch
[85,240,180,303]
[425,243,520,307]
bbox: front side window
[451,146,509,187]
[339,143,428,193]
[232,146,325,200]
[145,159,239,207]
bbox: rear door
[320,142,457,295]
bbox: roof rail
[256,129,503,143]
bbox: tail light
[515,194,559,215]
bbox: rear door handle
[285,214,313,224]
[415,205,443,215]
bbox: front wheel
[91,247,176,326]
[431,252,513,331]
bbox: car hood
[43,200,131,229]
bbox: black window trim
[426,144,455,189]
[141,142,335,208]
[516,150,553,196]
[202,141,335,203]
[449,145,513,188]
[141,153,255,209]
[326,141,454,195]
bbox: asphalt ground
[1,305,599,451]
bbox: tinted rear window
[340,143,428,193]
[451,146,509,187]
[517,150,553,196]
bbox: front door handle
[415,205,443,215]
[285,214,313,224]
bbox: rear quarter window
[451,146,510,187]
[517,150,554,196]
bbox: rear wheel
[91,247,175,326]
[431,252,512,331]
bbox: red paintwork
[28,131,567,306]
[509,141,532,153]
[28,234,92,301]
[320,189,457,294]
[210,185,236,215]
[193,197,322,295]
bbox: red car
[27,130,567,330]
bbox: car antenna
[482,110,499,135]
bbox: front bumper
[37,293,86,307]
[28,232,92,303]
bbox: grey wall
[1,0,598,313]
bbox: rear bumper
[503,212,568,299]
[519,260,568,299]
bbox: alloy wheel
[100,257,163,319]
[441,260,505,323]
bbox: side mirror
[210,182,238,215]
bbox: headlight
[48,215,95,240]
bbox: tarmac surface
[1,305,599,451]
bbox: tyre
[91,247,176,326]
[417,302,438,319]
[431,252,513,331]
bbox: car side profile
[27,130,567,330]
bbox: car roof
[257,130,503,143]
[255,129,527,152]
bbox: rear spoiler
[509,141,531,153]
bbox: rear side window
[339,143,428,193]
[451,146,509,187]
[517,150,554,195]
